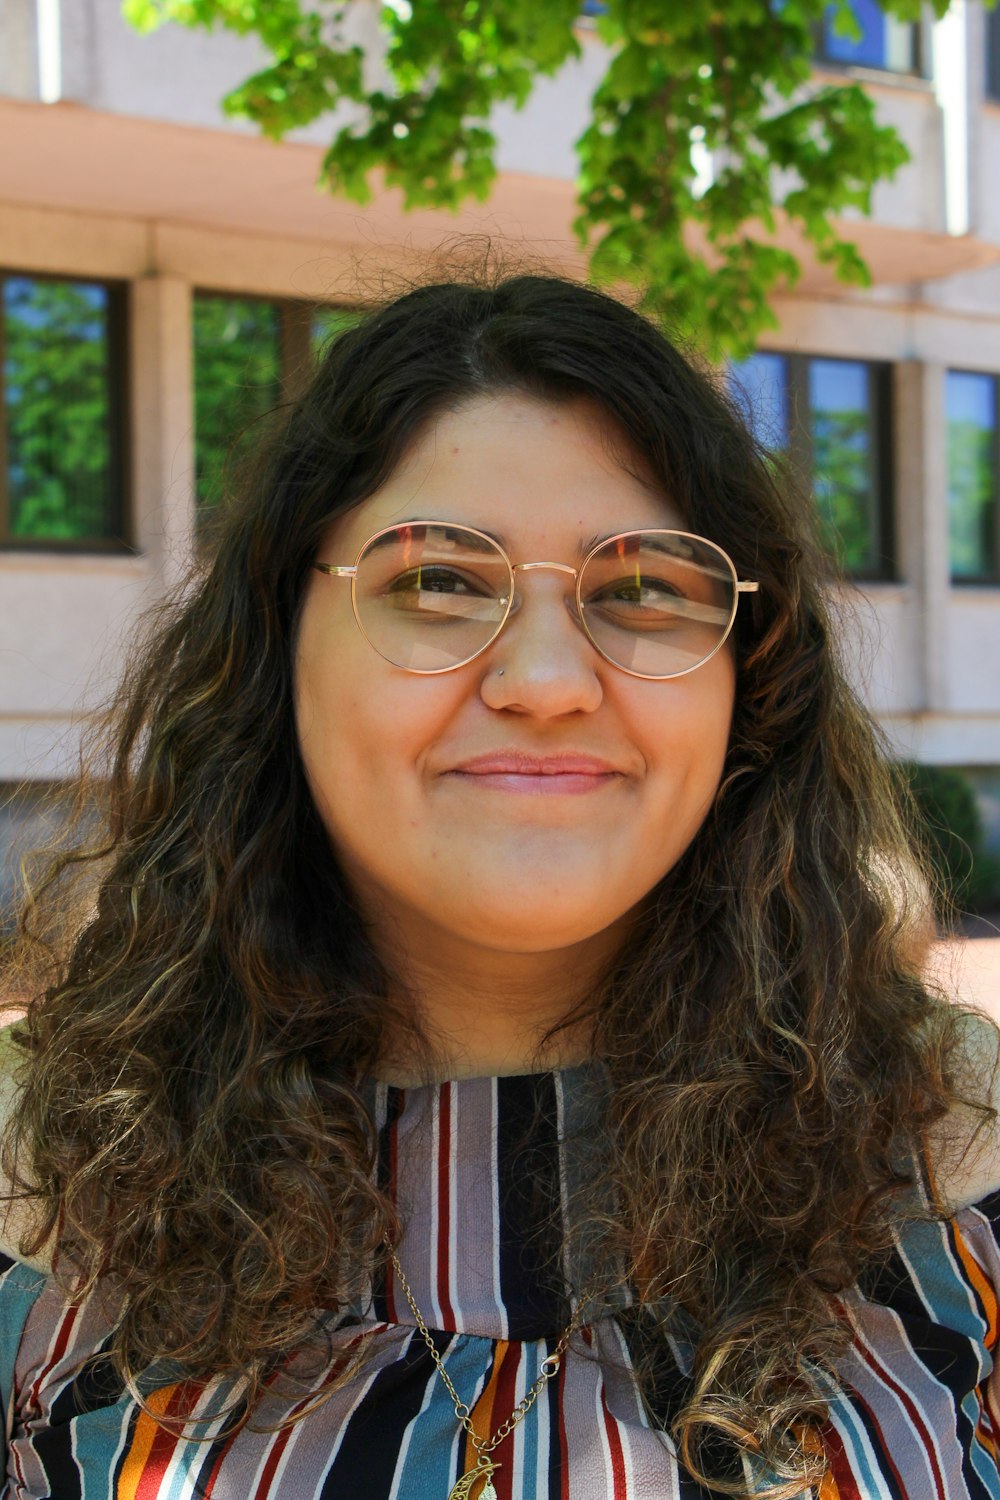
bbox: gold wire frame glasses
[313,521,760,680]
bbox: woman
[1,271,998,1500]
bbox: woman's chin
[430,889,637,957]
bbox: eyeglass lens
[352,524,736,677]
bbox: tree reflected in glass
[4,277,117,542]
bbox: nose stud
[497,669,505,678]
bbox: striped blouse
[1,1066,1000,1499]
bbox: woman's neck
[375,1024,594,1088]
[369,914,625,1087]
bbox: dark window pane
[193,296,281,511]
[947,371,997,581]
[809,358,880,574]
[4,277,119,542]
[311,305,364,360]
[730,353,789,452]
[820,0,916,72]
[988,7,1000,100]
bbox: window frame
[946,367,1000,586]
[734,350,897,583]
[0,268,132,554]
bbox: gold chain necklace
[388,1242,596,1500]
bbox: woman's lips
[446,753,623,795]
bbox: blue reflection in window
[3,276,115,541]
[821,0,916,72]
[946,370,997,580]
[989,7,1000,100]
[730,353,789,452]
[948,370,995,429]
[809,359,868,422]
[809,359,876,574]
[822,0,888,67]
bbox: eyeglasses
[313,522,759,680]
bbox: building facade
[1,0,1000,908]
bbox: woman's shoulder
[923,1008,1000,1215]
[0,1018,53,1276]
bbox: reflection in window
[988,6,1000,101]
[730,353,789,453]
[810,360,880,576]
[3,276,124,544]
[731,351,891,579]
[818,0,918,73]
[193,295,281,511]
[311,305,364,360]
[947,371,998,582]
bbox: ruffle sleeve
[822,1191,1000,1498]
[0,1254,48,1491]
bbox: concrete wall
[0,0,39,101]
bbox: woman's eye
[387,567,487,596]
[592,577,683,606]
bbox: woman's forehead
[324,393,688,552]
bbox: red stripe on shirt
[486,1340,525,1500]
[250,1420,296,1500]
[250,1350,362,1498]
[849,1330,945,1500]
[599,1383,628,1499]
[28,1298,81,1415]
[133,1382,205,1500]
[820,1420,863,1500]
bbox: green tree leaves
[122,0,940,356]
[4,278,120,542]
[192,295,281,512]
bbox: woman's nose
[478,577,604,717]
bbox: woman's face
[294,393,736,959]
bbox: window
[193,295,282,513]
[731,352,789,452]
[946,370,999,582]
[194,295,362,512]
[311,305,364,360]
[731,351,894,579]
[0,272,128,548]
[816,0,920,75]
[988,5,1000,101]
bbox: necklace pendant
[446,1457,499,1500]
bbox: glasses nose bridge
[501,559,586,646]
[511,560,580,579]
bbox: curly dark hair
[5,265,992,1496]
